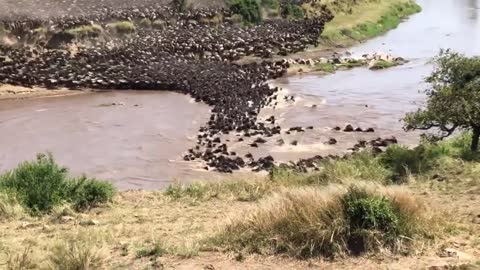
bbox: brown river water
[1,0,479,189]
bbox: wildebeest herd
[0,1,394,173]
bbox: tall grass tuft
[0,192,24,221]
[3,246,37,270]
[48,234,106,270]
[209,183,436,258]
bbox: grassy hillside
[320,0,421,46]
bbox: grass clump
[370,59,399,70]
[270,152,389,186]
[0,192,24,221]
[313,62,336,73]
[309,152,391,184]
[65,24,103,38]
[106,21,136,34]
[135,241,167,259]
[379,135,475,180]
[3,246,37,270]
[48,235,106,270]
[210,184,435,258]
[0,153,115,215]
[68,177,115,211]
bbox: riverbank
[286,0,421,61]
[0,85,85,100]
[321,0,421,47]
[1,136,479,269]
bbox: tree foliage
[404,50,480,151]
[229,0,263,24]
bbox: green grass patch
[321,0,421,46]
[370,59,399,70]
[165,179,271,202]
[337,59,366,69]
[65,24,103,38]
[0,153,115,215]
[313,62,336,73]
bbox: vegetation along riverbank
[1,133,479,269]
[4,1,480,270]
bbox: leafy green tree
[229,0,263,24]
[404,50,480,151]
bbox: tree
[404,50,480,151]
[229,0,263,24]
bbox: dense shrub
[0,153,71,214]
[281,4,304,19]
[0,153,115,215]
[380,144,446,181]
[68,177,115,211]
[229,0,263,24]
[342,187,399,254]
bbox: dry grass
[0,177,478,269]
[0,190,241,269]
[0,193,24,221]
[1,142,479,268]
[48,232,107,270]
[105,21,136,34]
[209,183,438,258]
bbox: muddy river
[0,0,479,189]
[274,0,480,147]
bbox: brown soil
[0,84,85,100]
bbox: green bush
[0,153,70,214]
[0,153,115,215]
[229,0,263,24]
[281,4,304,19]
[68,177,115,211]
[342,187,399,253]
[343,187,399,233]
[380,145,437,180]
